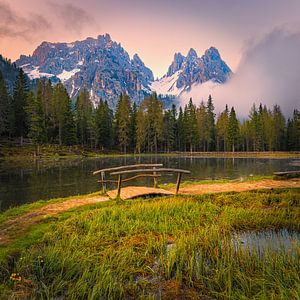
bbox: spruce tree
[114,93,131,153]
[287,110,300,151]
[206,95,216,151]
[272,105,286,150]
[177,107,185,151]
[51,83,70,146]
[36,79,53,142]
[196,101,207,151]
[75,88,93,146]
[0,70,9,136]
[95,99,113,150]
[12,69,29,144]
[135,93,163,153]
[228,107,240,152]
[184,98,198,153]
[216,105,229,151]
[62,101,77,146]
[26,90,47,154]
[249,104,263,151]
[129,102,137,152]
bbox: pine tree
[240,120,252,152]
[136,93,163,153]
[36,79,53,142]
[216,105,229,151]
[95,99,113,150]
[206,95,216,151]
[12,69,29,144]
[249,104,263,151]
[114,93,131,153]
[136,101,147,153]
[163,105,177,153]
[228,107,240,152]
[62,101,77,146]
[75,88,93,146]
[287,110,300,151]
[272,104,286,150]
[51,83,70,146]
[26,91,47,154]
[0,70,10,136]
[177,107,185,151]
[184,98,198,153]
[196,101,207,151]
[129,102,137,152]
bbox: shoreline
[1,143,300,162]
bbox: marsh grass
[0,188,299,299]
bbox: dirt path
[0,195,109,246]
[1,179,299,247]
[175,179,300,195]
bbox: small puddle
[232,229,300,257]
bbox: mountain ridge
[15,34,232,106]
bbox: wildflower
[38,256,44,262]
[38,256,45,266]
[10,273,22,282]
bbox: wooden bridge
[93,164,190,200]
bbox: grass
[0,188,299,299]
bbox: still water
[0,156,299,211]
[232,229,300,257]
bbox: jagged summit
[204,47,221,59]
[15,33,232,106]
[150,46,232,96]
[187,48,198,58]
[167,52,185,77]
[16,34,153,107]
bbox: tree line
[0,69,299,153]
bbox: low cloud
[48,2,96,33]
[180,28,300,118]
[0,1,50,39]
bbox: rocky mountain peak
[203,47,221,60]
[150,46,232,97]
[187,48,198,59]
[16,34,154,107]
[166,52,185,77]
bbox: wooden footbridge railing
[93,164,190,199]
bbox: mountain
[150,47,232,97]
[16,34,154,107]
[15,34,231,106]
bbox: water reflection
[232,229,300,257]
[0,156,298,211]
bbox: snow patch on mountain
[150,71,184,96]
[27,66,54,80]
[57,68,80,82]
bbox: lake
[1,156,299,211]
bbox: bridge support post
[176,172,182,195]
[101,171,106,193]
[117,174,122,198]
[153,167,158,188]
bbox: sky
[1,0,300,115]
[1,0,300,78]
